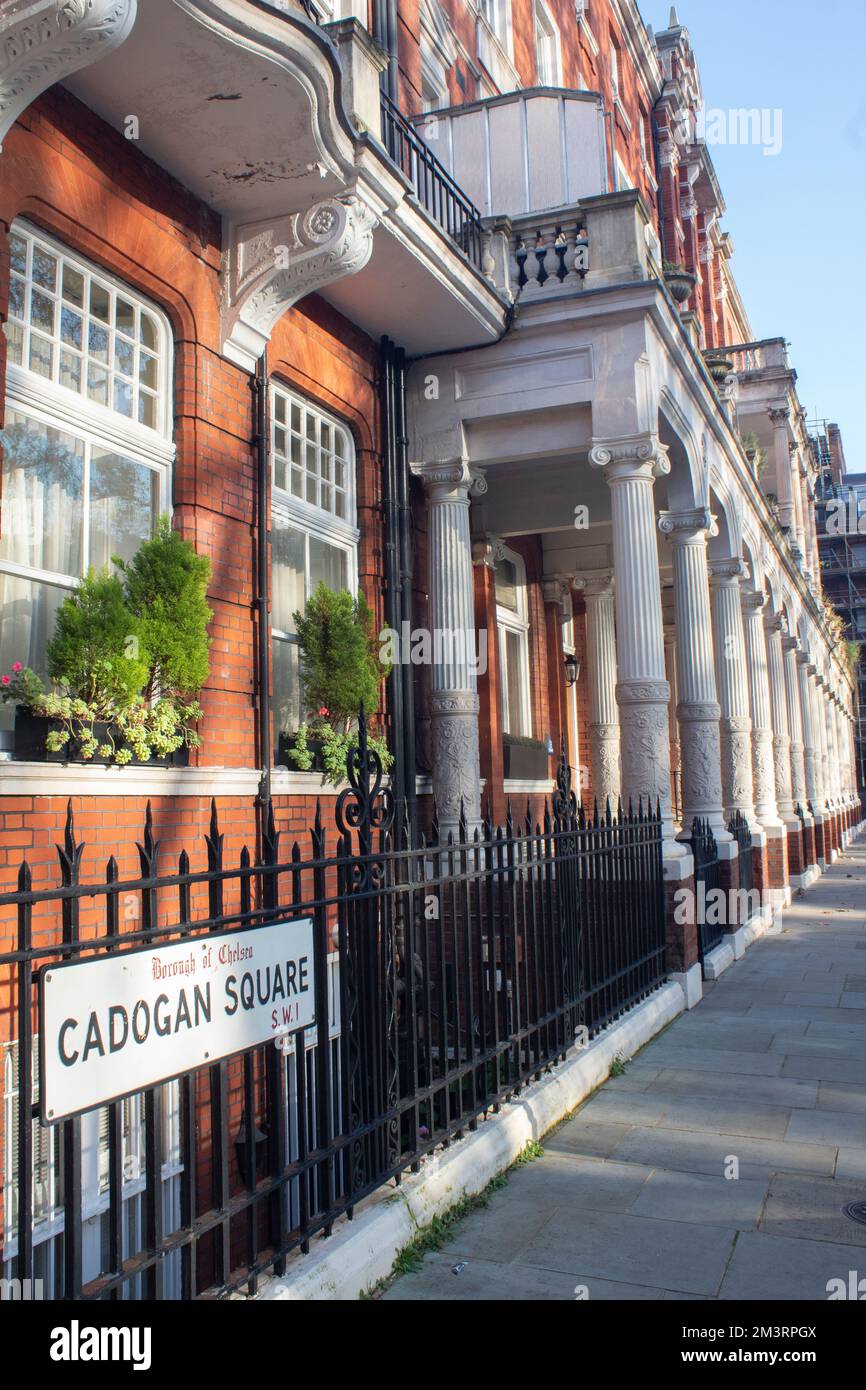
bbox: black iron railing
[380,93,485,270]
[0,720,666,1300]
[691,816,721,968]
[728,810,753,897]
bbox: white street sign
[40,917,315,1123]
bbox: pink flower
[1,676,10,686]
[11,662,22,673]
[317,706,329,717]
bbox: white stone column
[765,610,796,820]
[798,651,822,808]
[769,405,794,530]
[815,673,831,811]
[411,459,485,835]
[659,509,727,836]
[589,437,679,849]
[709,558,755,824]
[741,588,782,827]
[576,573,621,808]
[664,625,682,824]
[783,635,807,810]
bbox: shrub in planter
[1,520,211,765]
[284,584,393,785]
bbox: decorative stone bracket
[0,0,137,149]
[222,193,378,373]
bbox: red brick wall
[0,89,385,906]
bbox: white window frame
[495,546,532,737]
[533,0,562,86]
[0,221,174,747]
[477,0,512,50]
[269,383,359,739]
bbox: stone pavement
[383,833,866,1301]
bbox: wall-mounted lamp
[564,653,580,687]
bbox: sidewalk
[383,833,866,1301]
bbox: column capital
[574,570,614,600]
[741,588,767,615]
[411,458,487,501]
[471,534,506,568]
[764,611,785,635]
[708,556,748,587]
[658,508,718,543]
[768,404,790,428]
[542,577,571,609]
[781,635,799,654]
[589,434,670,482]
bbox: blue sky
[647,0,866,466]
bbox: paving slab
[718,1231,862,1301]
[758,1172,866,1248]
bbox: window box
[502,733,550,780]
[276,730,327,773]
[13,709,189,767]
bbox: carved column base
[616,679,676,839]
[719,716,755,824]
[430,692,481,837]
[678,701,728,836]
[752,729,783,827]
[588,722,621,810]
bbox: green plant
[662,258,689,276]
[4,521,212,766]
[0,663,45,709]
[293,584,389,732]
[843,639,860,674]
[289,717,393,786]
[609,1055,627,1078]
[117,515,212,700]
[47,569,150,712]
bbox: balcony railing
[723,338,790,374]
[381,92,485,271]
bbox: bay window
[0,222,173,748]
[270,385,357,740]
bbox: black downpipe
[374,0,399,103]
[651,96,667,262]
[254,351,272,820]
[380,337,416,832]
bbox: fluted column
[798,651,821,807]
[765,611,796,818]
[709,558,755,823]
[741,589,781,827]
[411,459,485,834]
[815,673,831,810]
[659,509,726,835]
[664,625,682,822]
[576,573,621,807]
[769,405,794,530]
[783,636,807,809]
[589,436,678,846]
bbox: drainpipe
[651,94,667,261]
[380,336,417,832]
[254,350,272,821]
[374,0,398,103]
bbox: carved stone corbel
[222,193,378,372]
[0,0,137,148]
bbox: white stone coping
[252,980,686,1301]
[0,763,438,799]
